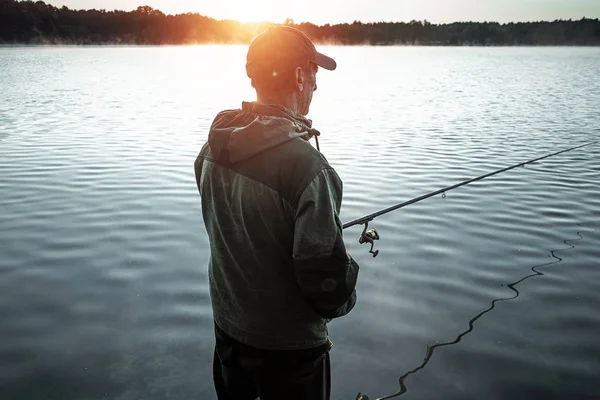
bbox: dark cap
[246,25,337,78]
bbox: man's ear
[295,66,305,92]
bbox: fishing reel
[359,221,380,257]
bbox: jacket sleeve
[292,168,359,319]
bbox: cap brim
[314,52,337,71]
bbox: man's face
[299,63,318,116]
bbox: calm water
[1,46,599,400]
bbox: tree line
[1,0,599,45]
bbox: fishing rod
[344,142,596,258]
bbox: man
[194,25,360,400]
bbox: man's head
[246,26,337,116]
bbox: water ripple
[1,46,599,400]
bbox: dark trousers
[213,323,332,400]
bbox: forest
[1,0,599,45]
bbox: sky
[45,0,600,25]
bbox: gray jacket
[194,101,359,350]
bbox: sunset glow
[204,0,294,23]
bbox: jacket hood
[208,101,320,163]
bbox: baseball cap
[246,25,337,78]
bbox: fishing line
[356,212,599,400]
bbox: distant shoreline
[2,43,600,48]
[2,1,599,46]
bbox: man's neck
[256,92,300,115]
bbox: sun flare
[201,0,292,24]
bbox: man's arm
[293,168,359,319]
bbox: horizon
[41,0,600,25]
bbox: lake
[1,45,599,400]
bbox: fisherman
[194,26,360,399]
